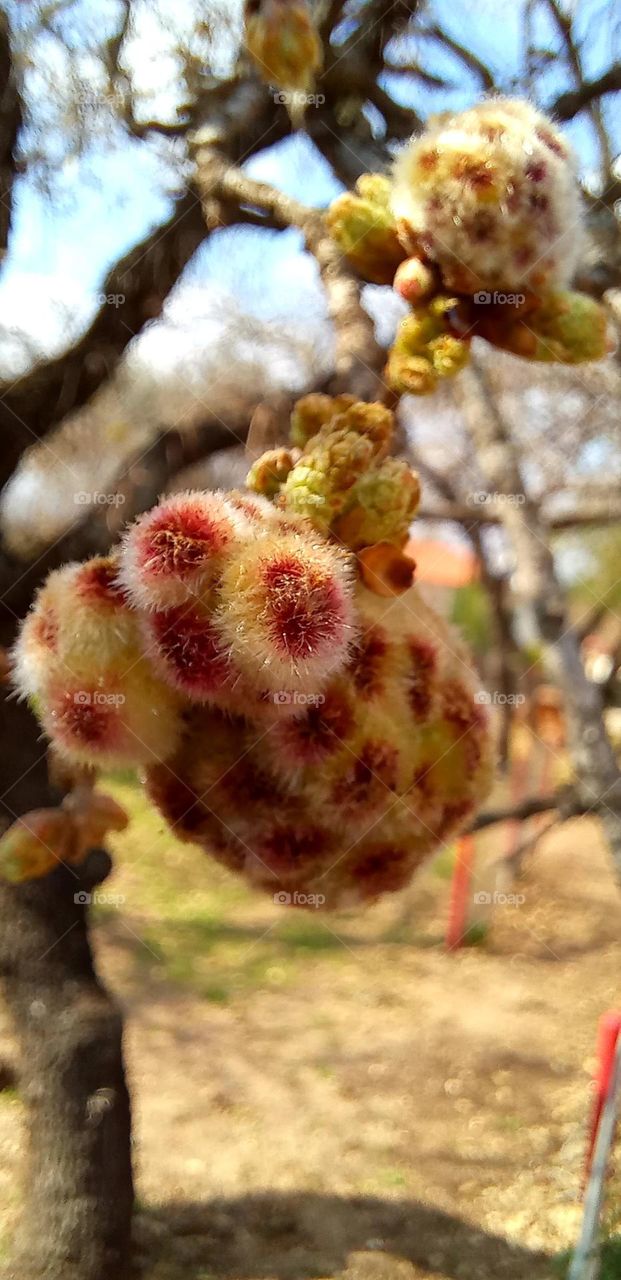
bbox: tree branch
[0,190,208,487]
[0,11,23,261]
[418,23,495,90]
[192,151,386,401]
[553,64,621,120]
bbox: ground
[1,766,621,1280]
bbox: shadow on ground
[134,1191,555,1280]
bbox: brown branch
[418,23,495,90]
[553,64,621,120]
[367,83,422,135]
[192,151,386,401]
[0,189,208,487]
[384,58,453,89]
[543,0,613,174]
[469,788,583,831]
[0,11,22,261]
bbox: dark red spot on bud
[535,128,565,158]
[277,687,354,762]
[141,504,229,579]
[407,638,437,719]
[350,628,388,700]
[150,608,232,694]
[253,824,327,875]
[263,557,344,659]
[77,558,128,606]
[56,691,115,747]
[525,160,547,183]
[351,844,412,899]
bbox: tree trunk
[0,692,133,1280]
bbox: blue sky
[0,0,618,372]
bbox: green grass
[99,775,360,1002]
[554,1236,621,1278]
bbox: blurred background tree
[0,2,620,1278]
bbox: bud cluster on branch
[326,98,609,393]
[6,398,493,909]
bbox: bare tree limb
[0,11,22,261]
[553,63,621,120]
[192,151,386,400]
[0,190,208,486]
[418,23,495,90]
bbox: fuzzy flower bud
[247,447,297,498]
[489,290,609,364]
[334,459,421,550]
[117,490,248,612]
[13,558,182,769]
[244,0,322,94]
[214,530,356,696]
[392,98,582,294]
[326,173,407,285]
[290,393,358,448]
[145,581,493,909]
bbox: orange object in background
[446,835,476,950]
[405,538,479,589]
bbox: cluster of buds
[325,175,407,285]
[248,395,420,560]
[13,492,356,775]
[8,397,493,907]
[326,98,609,392]
[148,582,493,910]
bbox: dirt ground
[1,779,620,1280]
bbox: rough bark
[0,692,133,1280]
